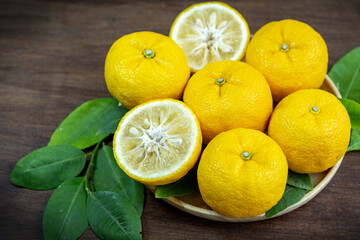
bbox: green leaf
[10,145,86,190]
[86,191,142,240]
[96,105,128,135]
[348,128,360,151]
[92,144,144,216]
[286,170,313,190]
[155,163,198,198]
[265,185,306,218]
[339,98,360,129]
[48,98,126,149]
[328,47,360,103]
[43,178,88,240]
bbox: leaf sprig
[10,98,143,240]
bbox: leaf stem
[84,141,102,194]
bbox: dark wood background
[1,0,359,239]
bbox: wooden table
[1,0,359,239]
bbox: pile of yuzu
[104,2,351,218]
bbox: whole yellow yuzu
[268,89,351,173]
[104,31,190,109]
[246,19,328,102]
[183,60,273,143]
[198,128,288,218]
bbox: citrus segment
[113,99,202,185]
[170,2,250,72]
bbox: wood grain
[1,0,359,239]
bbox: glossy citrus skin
[104,31,190,109]
[198,128,288,218]
[183,60,273,143]
[113,99,202,185]
[268,89,351,173]
[246,19,328,102]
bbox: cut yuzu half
[170,2,250,72]
[113,99,202,185]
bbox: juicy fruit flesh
[171,3,249,71]
[115,101,197,179]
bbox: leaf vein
[103,147,131,201]
[344,61,360,98]
[56,99,115,146]
[25,154,84,172]
[55,178,85,240]
[90,193,134,240]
